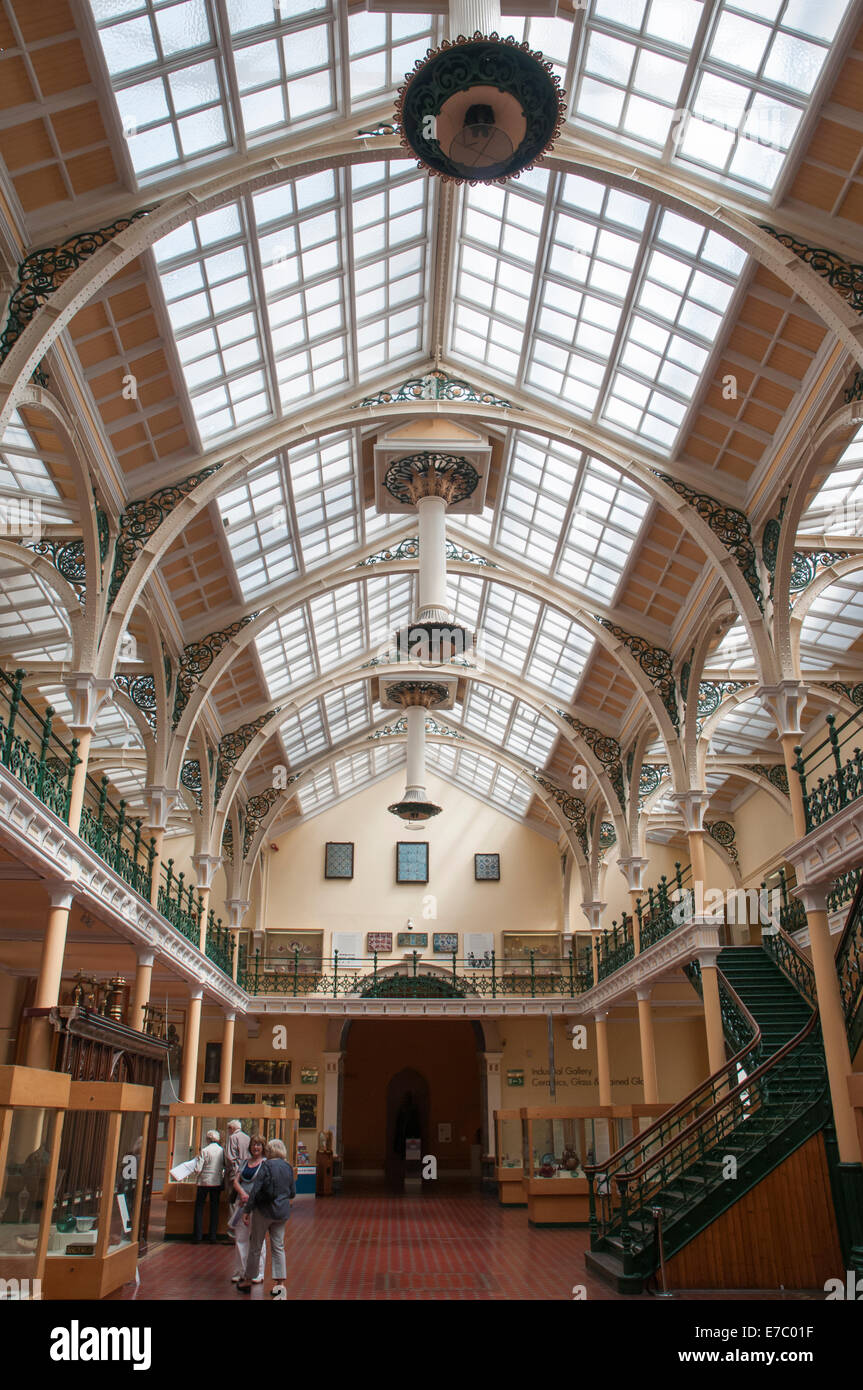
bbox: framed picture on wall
[367,931,393,953]
[325,842,354,879]
[203,1042,222,1084]
[474,853,500,881]
[433,932,458,954]
[397,931,428,948]
[299,1067,318,1085]
[244,1059,291,1086]
[295,1094,318,1129]
[396,841,429,883]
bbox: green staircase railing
[637,862,691,950]
[0,668,80,822]
[585,933,829,1289]
[794,709,863,831]
[205,912,234,976]
[835,873,863,1060]
[78,771,156,898]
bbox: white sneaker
[231,1274,243,1283]
[252,1276,264,1284]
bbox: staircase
[585,935,831,1293]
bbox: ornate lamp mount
[385,682,449,824]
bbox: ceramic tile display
[397,931,428,948]
[474,852,500,880]
[366,931,393,953]
[396,840,429,883]
[324,842,354,878]
[433,932,458,953]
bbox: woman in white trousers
[230,1133,266,1283]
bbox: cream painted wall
[262,768,563,952]
[733,785,794,883]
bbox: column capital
[697,948,721,969]
[672,790,710,833]
[46,880,77,911]
[191,852,222,890]
[225,897,251,929]
[795,882,829,914]
[580,900,606,931]
[759,680,808,739]
[64,673,114,732]
[223,1009,236,1023]
[142,786,182,830]
[188,987,204,1002]
[593,1010,609,1023]
[137,952,155,968]
[617,856,650,893]
[635,986,652,1002]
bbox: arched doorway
[340,1020,484,1191]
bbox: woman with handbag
[236,1137,296,1299]
[229,1132,266,1284]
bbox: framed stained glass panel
[475,853,500,880]
[325,841,354,878]
[396,841,429,883]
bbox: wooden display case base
[43,1242,139,1300]
[526,1178,590,1227]
[495,1168,526,1206]
[164,1182,230,1239]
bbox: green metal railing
[835,874,863,1059]
[240,948,593,998]
[205,912,234,976]
[0,668,80,822]
[827,867,863,914]
[157,859,203,945]
[78,771,155,898]
[597,913,635,980]
[637,862,691,950]
[795,709,863,831]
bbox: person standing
[236,1138,295,1298]
[224,1119,250,1185]
[230,1132,266,1284]
[193,1129,225,1244]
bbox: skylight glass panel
[709,618,755,674]
[710,699,777,755]
[0,413,66,508]
[557,457,650,601]
[324,681,370,742]
[426,745,535,819]
[256,607,316,699]
[0,566,72,659]
[524,609,595,699]
[447,572,484,631]
[506,703,558,765]
[279,698,327,765]
[288,433,358,569]
[463,683,513,748]
[496,435,582,569]
[347,9,435,103]
[309,585,366,668]
[298,764,335,814]
[366,574,414,653]
[218,455,297,598]
[799,426,863,534]
[351,165,429,376]
[480,585,541,676]
[799,576,863,669]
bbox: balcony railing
[795,710,863,831]
[636,862,691,950]
[205,913,234,976]
[597,913,635,981]
[240,948,593,998]
[0,668,79,822]
[157,859,203,945]
[78,771,155,898]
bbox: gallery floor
[107,1193,822,1302]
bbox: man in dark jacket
[237,1138,296,1298]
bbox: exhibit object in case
[162,1101,298,1238]
[493,1109,525,1206]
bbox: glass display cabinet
[43,1079,152,1300]
[162,1102,298,1239]
[0,1065,69,1299]
[493,1109,525,1206]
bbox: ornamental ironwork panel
[107,465,224,610]
[845,371,863,404]
[760,227,863,315]
[355,369,517,410]
[656,473,762,607]
[222,819,233,862]
[180,758,202,811]
[706,819,739,869]
[599,820,616,848]
[22,536,86,601]
[742,763,789,794]
[356,536,497,568]
[114,673,157,735]
[172,613,257,727]
[680,648,694,704]
[821,681,863,707]
[532,772,588,855]
[0,210,150,364]
[553,707,626,809]
[789,550,849,594]
[382,452,479,506]
[243,785,282,858]
[215,710,280,802]
[696,680,749,723]
[596,618,678,729]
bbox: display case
[162,1102,298,1239]
[43,1079,152,1300]
[493,1109,525,1206]
[0,1065,69,1299]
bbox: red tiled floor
[107,1191,822,1302]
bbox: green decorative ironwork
[680,647,693,705]
[157,858,203,944]
[596,618,678,729]
[597,912,635,980]
[742,763,789,795]
[822,681,863,707]
[762,516,781,587]
[205,912,234,976]
[0,210,150,364]
[790,550,849,594]
[383,679,450,706]
[553,707,626,809]
[760,227,863,315]
[180,758,202,811]
[845,370,863,404]
[113,673,157,735]
[222,819,233,863]
[794,710,863,831]
[241,949,590,999]
[243,786,282,858]
[835,880,863,1059]
[532,772,588,855]
[22,536,86,601]
[97,501,110,563]
[827,867,862,915]
[214,711,280,803]
[107,465,223,610]
[172,613,257,727]
[599,820,616,849]
[77,770,154,899]
[395,34,567,185]
[656,472,762,607]
[356,535,497,568]
[356,369,517,410]
[382,452,479,505]
[696,679,748,723]
[0,668,80,824]
[637,863,689,950]
[370,715,407,738]
[707,819,739,869]
[638,763,669,804]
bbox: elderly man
[224,1119,250,1185]
[193,1129,225,1244]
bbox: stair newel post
[618,1177,633,1272]
[293,945,299,997]
[793,745,809,827]
[146,835,156,895]
[35,706,53,799]
[778,866,788,910]
[674,861,683,894]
